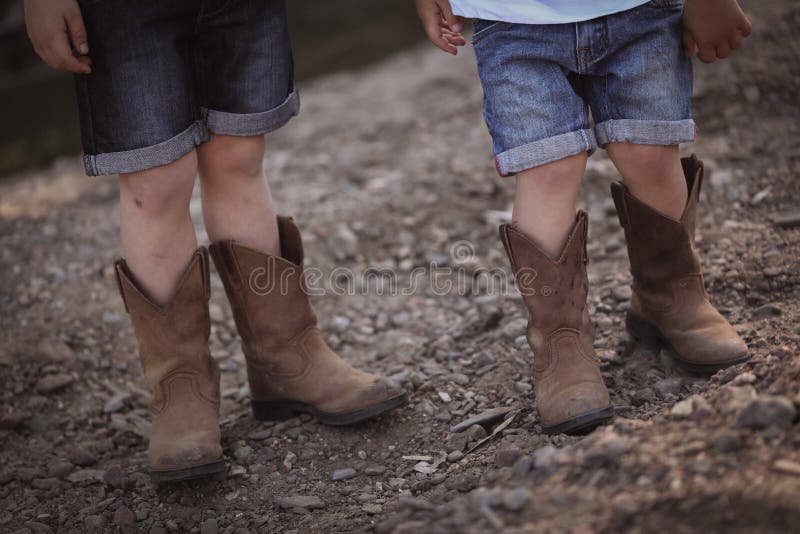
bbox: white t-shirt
[451,0,651,24]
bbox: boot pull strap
[498,225,517,272]
[610,182,629,229]
[198,248,211,300]
[113,259,130,314]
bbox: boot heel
[251,400,299,421]
[626,313,663,347]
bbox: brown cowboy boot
[500,212,613,434]
[115,249,225,483]
[209,216,407,425]
[610,155,749,374]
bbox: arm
[415,0,466,55]
[24,0,92,74]
[682,0,752,63]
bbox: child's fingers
[697,44,717,63]
[738,14,753,37]
[715,43,731,59]
[729,32,744,50]
[52,33,91,73]
[65,7,89,56]
[424,22,458,54]
[437,0,463,32]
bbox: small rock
[584,429,627,464]
[103,391,131,413]
[495,446,523,468]
[274,495,325,510]
[670,395,714,421]
[331,467,357,481]
[502,487,531,512]
[611,285,632,302]
[438,391,452,403]
[103,466,127,489]
[67,446,97,467]
[736,396,797,429]
[362,504,382,515]
[84,515,106,533]
[447,450,464,462]
[753,303,782,319]
[514,381,532,394]
[0,412,29,430]
[200,518,218,534]
[711,430,742,453]
[36,374,75,394]
[364,465,387,476]
[731,372,757,386]
[248,429,273,440]
[446,432,469,452]
[501,318,528,340]
[47,460,74,478]
[31,477,60,490]
[512,455,533,478]
[34,339,74,362]
[466,424,488,443]
[772,210,800,228]
[653,377,684,398]
[234,446,252,460]
[114,505,136,534]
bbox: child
[416,0,752,434]
[24,0,406,483]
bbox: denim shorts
[472,0,695,176]
[74,0,298,176]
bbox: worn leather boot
[611,155,749,374]
[209,216,407,425]
[500,212,613,434]
[115,249,225,483]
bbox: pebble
[501,318,528,340]
[670,395,714,421]
[35,374,75,394]
[67,446,97,467]
[33,339,74,362]
[495,446,523,468]
[248,429,273,440]
[753,303,783,319]
[103,391,131,413]
[611,285,632,302]
[103,466,127,489]
[362,504,382,515]
[447,451,464,462]
[274,495,325,510]
[364,465,387,476]
[653,377,684,398]
[0,412,29,430]
[84,515,106,533]
[512,455,533,478]
[47,460,74,478]
[446,433,468,452]
[451,407,514,433]
[200,518,218,534]
[502,487,531,512]
[735,396,797,429]
[331,467,357,481]
[113,505,136,534]
[234,446,252,460]
[585,430,628,464]
[31,477,59,490]
[466,424,488,443]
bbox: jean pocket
[647,0,684,8]
[471,19,509,45]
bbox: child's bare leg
[513,152,587,258]
[119,151,199,305]
[197,134,280,257]
[606,144,687,219]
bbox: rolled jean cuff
[204,89,300,137]
[494,128,597,177]
[82,121,208,176]
[595,119,696,147]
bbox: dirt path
[1,1,798,532]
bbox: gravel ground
[1,1,798,532]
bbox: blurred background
[0,0,425,177]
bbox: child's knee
[120,151,197,214]
[607,143,678,168]
[199,135,265,180]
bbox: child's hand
[415,0,466,55]
[683,0,752,63]
[24,0,92,74]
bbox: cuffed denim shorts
[472,0,695,176]
[74,0,298,176]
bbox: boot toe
[540,381,611,427]
[149,440,223,471]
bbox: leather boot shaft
[209,216,406,424]
[611,155,749,372]
[500,212,612,434]
[115,249,223,477]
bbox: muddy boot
[610,155,749,374]
[209,216,407,425]
[500,212,613,435]
[115,249,225,483]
